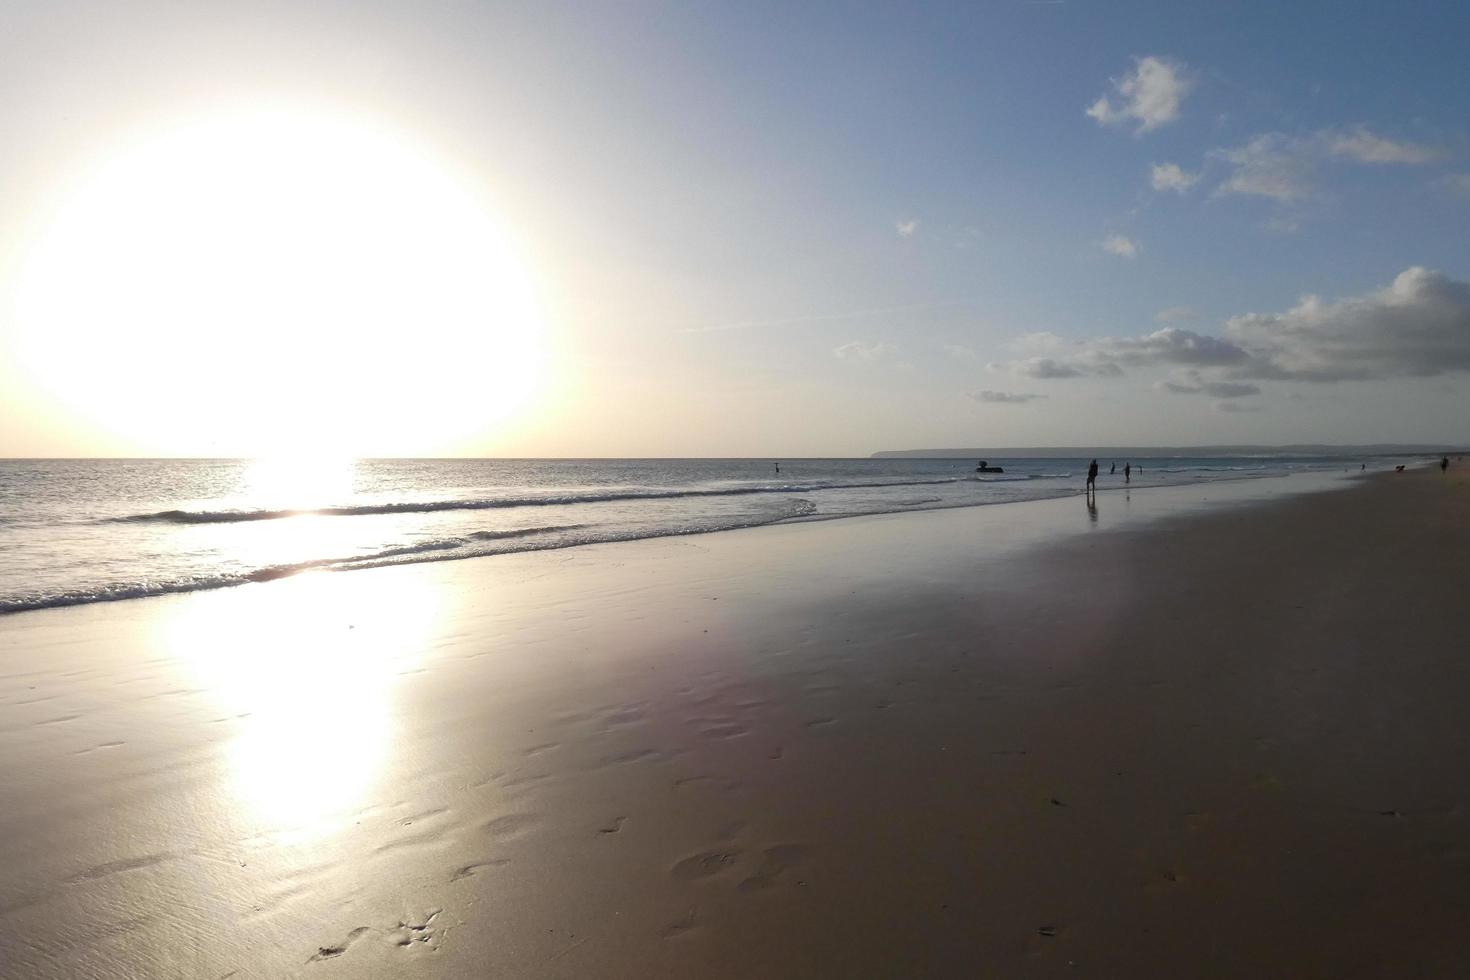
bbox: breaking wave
[2,504,821,614]
[105,477,977,525]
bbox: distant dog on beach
[1395,465,1406,472]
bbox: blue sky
[1,1,1467,455]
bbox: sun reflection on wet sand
[162,568,440,834]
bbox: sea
[0,455,1390,614]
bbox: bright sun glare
[16,106,545,456]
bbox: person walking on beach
[1124,462,1131,484]
[1110,462,1115,475]
[1086,459,1099,495]
[775,462,780,475]
[1442,456,1450,473]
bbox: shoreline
[1,465,1357,619]
[2,467,1468,977]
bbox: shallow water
[0,455,1386,612]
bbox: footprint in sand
[483,813,541,840]
[499,771,553,790]
[451,859,509,882]
[388,910,441,948]
[598,816,627,835]
[308,926,372,962]
[67,852,176,884]
[72,741,127,755]
[697,721,748,740]
[659,907,700,939]
[375,829,452,855]
[737,844,809,892]
[671,849,741,881]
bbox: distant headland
[871,444,1466,459]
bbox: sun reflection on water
[241,454,358,510]
[163,567,439,834]
[225,456,369,575]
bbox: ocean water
[0,455,1378,614]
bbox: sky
[1,0,1468,457]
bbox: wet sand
[2,468,1469,978]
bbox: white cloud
[1212,127,1441,204]
[995,267,1470,385]
[1150,162,1200,193]
[970,389,1046,404]
[1101,234,1138,258]
[1156,372,1261,398]
[1222,266,1470,381]
[1086,56,1193,135]
[1012,357,1089,379]
[833,340,897,362]
[942,343,977,359]
[896,219,919,239]
[1154,306,1199,324]
[1326,126,1438,164]
[1212,133,1313,202]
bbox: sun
[15,105,545,456]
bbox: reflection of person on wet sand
[1086,492,1097,522]
[1086,458,1099,495]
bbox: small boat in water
[975,460,1005,474]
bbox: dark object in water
[975,460,1005,474]
[1395,465,1406,472]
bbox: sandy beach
[2,468,1469,978]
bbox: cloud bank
[1156,374,1261,398]
[996,267,1470,385]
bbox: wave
[2,504,822,614]
[5,464,1318,616]
[105,477,977,525]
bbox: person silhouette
[1086,458,1099,494]
[1124,462,1131,484]
[1110,462,1115,475]
[1442,456,1449,473]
